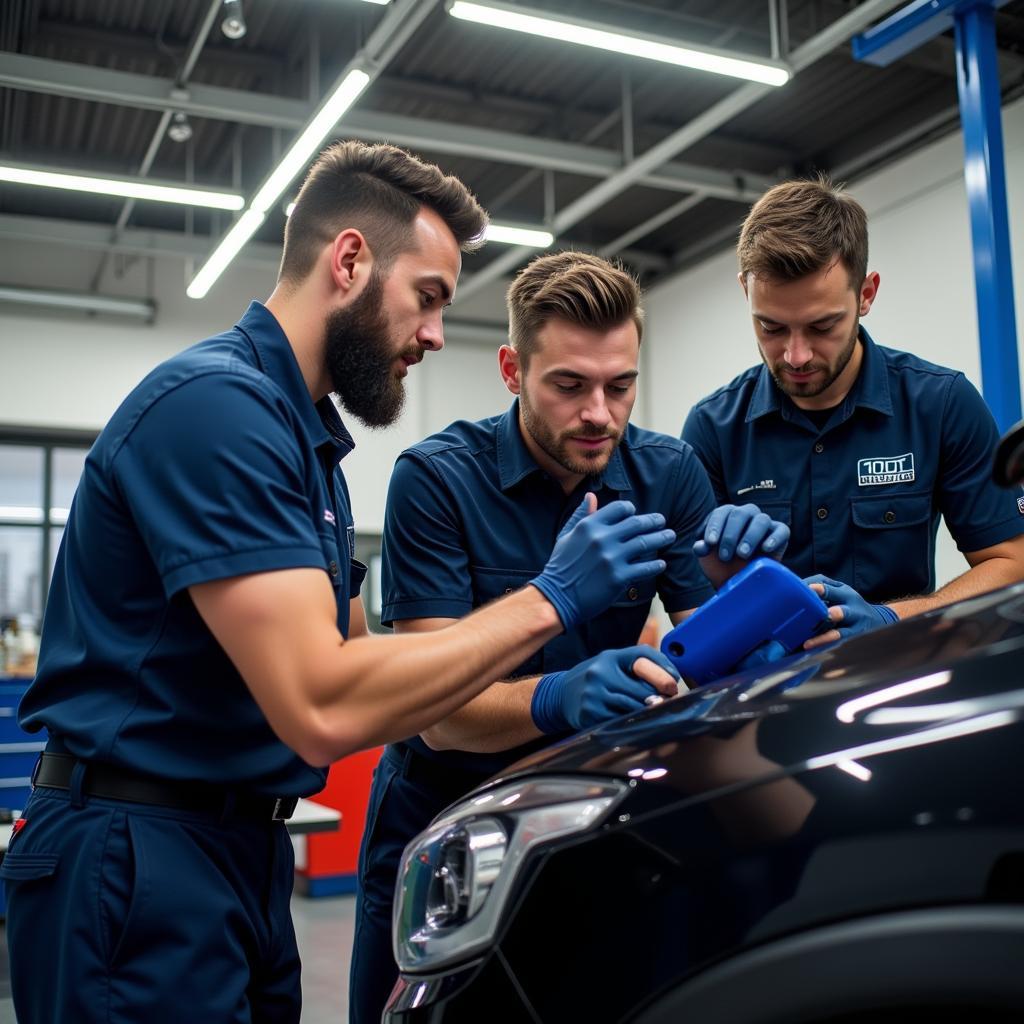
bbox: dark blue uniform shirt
[381,401,716,776]
[21,302,365,796]
[682,328,1024,603]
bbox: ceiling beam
[0,53,774,202]
[0,212,511,345]
[0,211,671,280]
[455,0,907,301]
[26,19,288,82]
[0,213,281,268]
[0,52,306,129]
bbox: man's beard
[519,386,622,478]
[765,319,859,401]
[324,272,411,429]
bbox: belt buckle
[271,796,298,822]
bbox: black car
[384,423,1024,1024]
[384,579,1024,1023]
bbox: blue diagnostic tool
[660,558,829,685]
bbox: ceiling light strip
[483,223,553,247]
[448,1,790,86]
[188,68,370,299]
[250,69,370,215]
[0,165,244,211]
[186,209,267,299]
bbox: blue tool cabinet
[0,678,43,916]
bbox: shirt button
[816,507,828,520]
[627,585,639,601]
[814,442,824,454]
[884,510,896,524]
[328,560,339,578]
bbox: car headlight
[393,776,627,972]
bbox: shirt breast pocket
[588,576,658,651]
[470,565,544,677]
[850,493,933,601]
[751,499,792,525]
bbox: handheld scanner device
[660,558,829,685]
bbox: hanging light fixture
[221,0,247,40]
[167,112,193,144]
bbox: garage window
[0,430,96,629]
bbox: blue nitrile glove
[693,503,790,562]
[531,645,681,733]
[531,497,676,630]
[803,575,899,640]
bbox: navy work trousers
[3,785,301,1023]
[348,745,490,1024]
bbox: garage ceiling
[1,0,1023,310]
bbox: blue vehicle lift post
[853,0,1020,431]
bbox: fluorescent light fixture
[189,68,369,298]
[250,69,370,214]
[835,671,951,724]
[187,209,266,299]
[360,0,391,4]
[0,285,155,319]
[0,165,244,211]
[448,1,790,86]
[484,223,554,247]
[50,507,71,525]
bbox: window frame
[0,425,98,617]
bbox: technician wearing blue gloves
[3,145,680,1024]
[683,177,1024,649]
[350,251,789,1024]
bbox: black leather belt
[33,752,298,823]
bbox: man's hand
[531,494,676,629]
[694,503,789,589]
[531,645,681,733]
[802,575,899,649]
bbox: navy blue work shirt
[682,328,1024,603]
[381,401,716,776]
[21,302,365,796]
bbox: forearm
[889,556,1023,619]
[420,677,543,753]
[307,586,561,762]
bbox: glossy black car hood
[495,582,1024,800]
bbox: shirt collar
[848,327,893,415]
[496,400,630,494]
[745,325,892,423]
[236,301,355,460]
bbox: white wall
[0,243,510,534]
[639,95,1024,589]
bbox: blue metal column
[853,0,1020,430]
[955,2,1021,431]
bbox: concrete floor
[0,892,359,1023]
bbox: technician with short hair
[350,250,789,1023]
[683,176,1024,645]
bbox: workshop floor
[0,893,359,1023]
